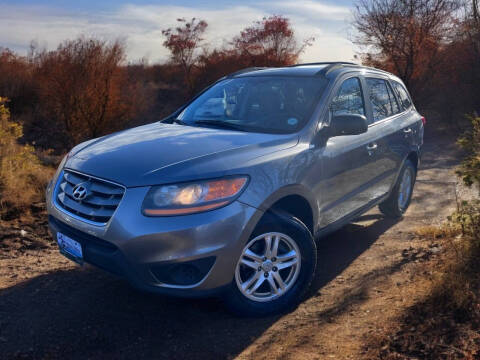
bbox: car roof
[230,62,395,80]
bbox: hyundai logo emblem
[72,183,89,201]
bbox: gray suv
[46,62,424,316]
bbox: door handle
[403,128,412,133]
[366,142,378,156]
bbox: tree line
[0,15,310,151]
[355,0,480,125]
[0,2,479,153]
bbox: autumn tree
[353,0,459,99]
[232,15,314,66]
[0,49,35,117]
[162,18,208,95]
[466,0,480,54]
[462,0,480,108]
[33,37,145,148]
[194,49,243,91]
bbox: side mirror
[330,114,368,137]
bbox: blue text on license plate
[57,232,83,262]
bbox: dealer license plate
[57,232,83,264]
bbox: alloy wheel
[235,232,301,302]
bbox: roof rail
[227,67,266,77]
[359,65,393,76]
[288,61,358,67]
[223,62,393,79]
[289,61,361,76]
[321,62,361,75]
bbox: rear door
[390,79,424,156]
[362,77,405,197]
[364,76,422,197]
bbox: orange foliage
[162,18,208,95]
[231,15,314,67]
[0,9,478,153]
[32,37,148,147]
[354,0,480,122]
[163,15,313,94]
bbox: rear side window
[330,77,365,117]
[391,81,412,110]
[366,78,399,122]
[386,83,400,114]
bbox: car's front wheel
[224,213,316,316]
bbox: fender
[239,183,319,236]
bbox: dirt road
[0,130,474,359]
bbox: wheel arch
[247,185,318,237]
[406,151,419,172]
[387,149,420,198]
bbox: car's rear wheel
[224,213,316,316]
[379,159,416,218]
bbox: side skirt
[315,193,389,240]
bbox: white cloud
[0,1,356,63]
[115,4,266,59]
[273,0,351,21]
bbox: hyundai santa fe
[46,62,424,316]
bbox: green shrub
[450,200,480,241]
[457,114,480,191]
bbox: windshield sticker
[287,118,298,126]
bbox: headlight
[47,153,69,194]
[53,149,74,180]
[142,176,249,216]
[53,153,68,180]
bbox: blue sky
[0,0,359,63]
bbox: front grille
[55,169,125,224]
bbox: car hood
[66,122,298,187]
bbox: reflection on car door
[364,77,419,197]
[389,79,423,168]
[317,76,384,227]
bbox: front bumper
[46,179,261,297]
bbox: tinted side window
[330,77,365,117]
[366,78,397,122]
[392,81,412,110]
[386,82,400,114]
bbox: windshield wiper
[194,120,248,132]
[173,118,188,125]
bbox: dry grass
[0,98,55,220]
[364,203,480,359]
[414,223,460,240]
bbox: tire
[224,212,317,317]
[379,159,416,218]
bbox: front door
[317,76,382,227]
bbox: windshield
[176,76,328,134]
